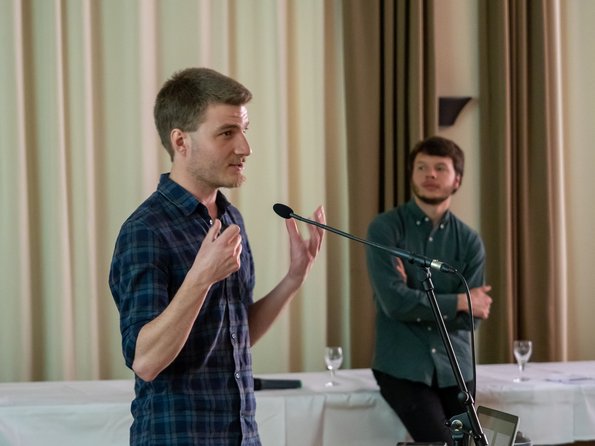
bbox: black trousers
[373,369,473,446]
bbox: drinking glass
[513,340,533,382]
[324,346,343,387]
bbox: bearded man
[366,136,492,446]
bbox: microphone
[273,203,456,274]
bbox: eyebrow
[414,160,450,168]
[215,122,249,133]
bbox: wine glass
[513,340,533,382]
[324,346,343,387]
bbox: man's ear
[170,129,188,158]
[453,173,462,192]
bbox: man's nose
[236,134,252,156]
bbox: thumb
[207,219,222,242]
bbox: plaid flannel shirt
[110,173,260,445]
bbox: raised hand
[285,205,326,285]
[188,219,243,285]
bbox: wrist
[284,271,305,292]
[456,293,468,312]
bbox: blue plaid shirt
[109,173,260,446]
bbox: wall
[434,0,481,230]
[562,0,595,360]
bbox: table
[250,368,405,445]
[0,369,403,446]
[474,361,595,445]
[1,362,594,445]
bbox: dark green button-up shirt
[366,200,486,387]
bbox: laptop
[396,406,520,446]
[475,406,520,446]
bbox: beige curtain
[381,0,437,209]
[0,0,351,381]
[3,0,570,383]
[478,0,567,363]
[340,0,436,367]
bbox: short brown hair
[154,67,253,160]
[408,136,465,181]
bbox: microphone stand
[272,204,488,446]
[418,267,488,446]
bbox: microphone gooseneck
[271,202,484,445]
[271,203,457,274]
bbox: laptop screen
[475,406,520,446]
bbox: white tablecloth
[1,362,594,445]
[253,368,406,445]
[474,361,595,445]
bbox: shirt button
[416,221,421,226]
[209,219,213,225]
[439,224,444,229]
[416,318,421,323]
[424,217,429,222]
[235,372,240,379]
[427,326,432,331]
[429,237,434,242]
[231,332,237,340]
[443,314,449,320]
[431,348,437,354]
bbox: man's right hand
[188,219,243,286]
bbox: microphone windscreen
[273,203,293,219]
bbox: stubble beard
[187,155,247,190]
[228,173,246,189]
[411,183,456,205]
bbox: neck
[169,168,219,218]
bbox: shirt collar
[406,199,452,227]
[157,173,231,217]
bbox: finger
[228,240,243,271]
[207,219,222,241]
[236,237,243,253]
[314,205,326,225]
[305,220,322,256]
[308,205,326,253]
[285,217,300,240]
[313,205,326,239]
[216,223,241,243]
[233,240,243,258]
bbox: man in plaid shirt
[109,67,325,445]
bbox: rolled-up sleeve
[109,220,169,368]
